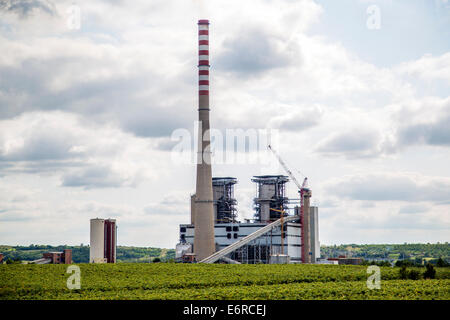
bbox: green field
[1,264,449,300]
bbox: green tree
[436,257,448,267]
[399,266,408,279]
[423,263,436,279]
[408,270,420,280]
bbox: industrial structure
[213,177,238,223]
[193,19,216,261]
[90,218,117,263]
[177,20,319,264]
[29,249,72,264]
[252,175,289,223]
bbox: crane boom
[267,145,302,190]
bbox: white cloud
[0,111,168,186]
[392,96,450,147]
[0,0,449,247]
[399,203,430,214]
[315,128,383,159]
[395,52,450,85]
[326,172,450,203]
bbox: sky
[0,0,449,248]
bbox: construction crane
[268,145,304,191]
[267,145,308,196]
[268,144,311,263]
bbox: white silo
[309,206,320,263]
[90,218,106,263]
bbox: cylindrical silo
[104,219,117,263]
[90,218,105,263]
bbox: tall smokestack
[302,190,312,263]
[194,19,215,261]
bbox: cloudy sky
[0,0,449,248]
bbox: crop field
[1,264,449,300]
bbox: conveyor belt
[200,215,299,263]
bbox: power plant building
[177,20,320,264]
[90,218,117,263]
[179,175,320,264]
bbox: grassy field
[1,263,449,300]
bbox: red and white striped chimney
[194,19,215,261]
[198,19,210,97]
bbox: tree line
[0,245,175,263]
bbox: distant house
[316,259,338,265]
[30,249,72,264]
[0,253,3,264]
[327,257,363,265]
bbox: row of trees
[360,260,392,267]
[1,245,175,263]
[321,243,449,260]
[395,257,449,267]
[399,264,437,280]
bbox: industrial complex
[175,20,320,264]
[86,20,320,265]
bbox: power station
[176,20,320,264]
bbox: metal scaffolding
[213,177,238,223]
[252,175,289,223]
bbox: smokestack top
[198,20,210,95]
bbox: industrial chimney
[193,19,216,261]
[301,190,312,263]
